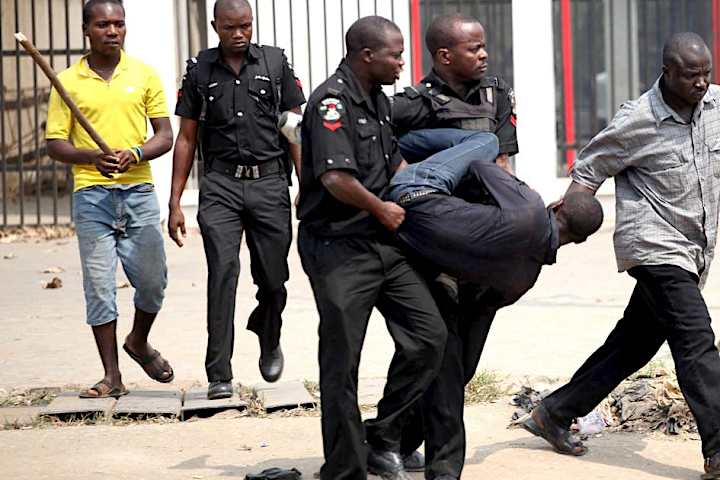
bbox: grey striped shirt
[572,78,720,288]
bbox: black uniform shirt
[175,44,305,165]
[298,60,403,236]
[392,69,518,156]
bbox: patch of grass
[303,380,320,400]
[631,360,672,380]
[0,388,58,407]
[464,370,506,404]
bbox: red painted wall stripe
[560,0,576,171]
[410,0,423,83]
[713,0,720,84]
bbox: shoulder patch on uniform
[319,97,345,132]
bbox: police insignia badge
[319,97,344,131]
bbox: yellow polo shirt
[45,50,169,191]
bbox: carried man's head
[552,192,604,246]
[212,0,253,55]
[82,0,126,55]
[345,16,405,86]
[661,32,712,106]
[426,14,488,83]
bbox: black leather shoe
[259,346,284,383]
[367,449,411,480]
[431,475,458,480]
[207,381,233,400]
[522,403,587,456]
[402,450,424,472]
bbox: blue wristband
[132,146,144,162]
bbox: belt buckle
[233,165,261,179]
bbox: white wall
[205,0,413,95]
[511,0,560,202]
[123,0,180,219]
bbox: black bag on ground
[245,467,302,480]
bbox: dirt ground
[1,403,708,480]
[2,222,720,479]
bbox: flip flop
[123,343,175,383]
[79,380,129,399]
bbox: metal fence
[553,0,716,175]
[418,0,514,86]
[1,0,87,228]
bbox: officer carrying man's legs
[169,0,306,399]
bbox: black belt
[397,188,441,206]
[209,158,283,179]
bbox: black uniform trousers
[543,264,720,458]
[197,169,291,382]
[297,225,447,480]
[399,276,497,479]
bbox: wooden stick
[14,32,114,156]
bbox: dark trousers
[197,170,291,382]
[298,226,447,480]
[542,265,720,458]
[400,279,497,479]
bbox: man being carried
[386,128,603,480]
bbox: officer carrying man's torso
[170,0,305,401]
[392,70,518,160]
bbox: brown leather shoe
[703,451,720,479]
[522,403,588,456]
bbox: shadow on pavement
[467,432,699,480]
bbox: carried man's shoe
[207,381,233,400]
[402,450,425,472]
[259,345,284,383]
[367,449,412,480]
[522,403,588,456]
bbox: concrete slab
[40,391,115,419]
[113,390,182,418]
[180,388,248,420]
[253,381,316,413]
[0,406,42,427]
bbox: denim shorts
[73,184,167,326]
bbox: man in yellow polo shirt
[46,0,174,398]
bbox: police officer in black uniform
[169,0,305,400]
[390,14,520,480]
[392,13,517,173]
[297,16,447,480]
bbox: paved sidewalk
[2,221,720,479]
[5,224,718,390]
